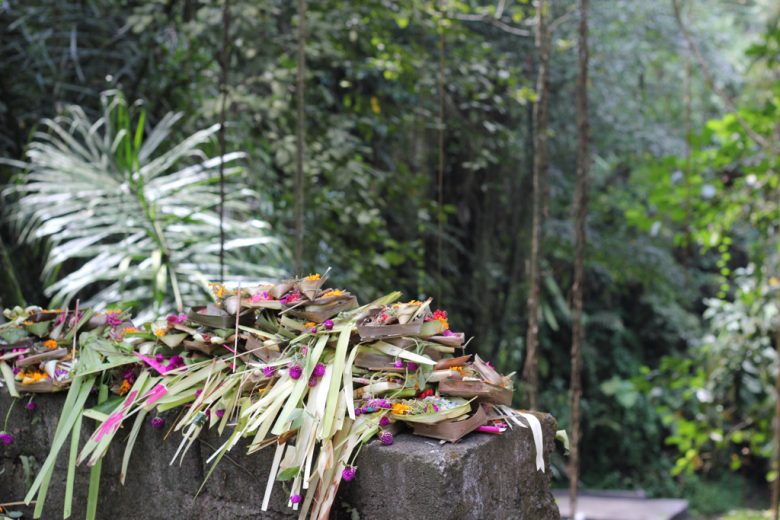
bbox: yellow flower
[43,339,58,350]
[124,326,139,333]
[391,402,410,415]
[451,366,465,375]
[22,320,33,326]
[370,96,381,114]
[771,277,780,287]
[209,283,227,298]
[407,300,422,305]
[304,321,316,328]
[154,328,166,338]
[322,289,344,298]
[304,273,321,281]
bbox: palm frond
[3,92,288,316]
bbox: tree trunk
[773,308,780,520]
[294,0,306,275]
[217,0,231,284]
[0,236,25,307]
[522,0,551,410]
[569,0,589,515]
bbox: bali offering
[0,273,544,520]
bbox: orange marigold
[118,379,131,395]
[43,339,58,350]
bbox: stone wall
[0,392,560,519]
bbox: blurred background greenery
[1,0,779,517]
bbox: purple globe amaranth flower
[155,353,166,363]
[150,417,165,428]
[313,363,326,378]
[25,400,37,412]
[354,408,362,416]
[310,327,318,334]
[289,363,303,380]
[215,409,225,418]
[342,466,357,482]
[0,432,13,445]
[262,366,276,378]
[393,360,404,368]
[323,319,334,331]
[290,494,302,504]
[308,376,319,387]
[378,430,393,446]
[167,356,185,371]
[406,362,419,371]
[12,367,20,375]
[441,329,455,337]
[379,416,390,427]
[105,312,123,327]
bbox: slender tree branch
[294,0,307,275]
[522,0,551,410]
[569,0,589,515]
[671,0,772,151]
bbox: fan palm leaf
[3,91,287,317]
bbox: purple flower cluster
[105,311,123,327]
[308,363,326,387]
[378,430,394,446]
[342,466,357,482]
[288,363,303,380]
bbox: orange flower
[118,379,131,395]
[153,328,166,338]
[21,370,49,385]
[304,321,316,328]
[43,339,58,350]
[322,289,344,298]
[124,326,139,333]
[22,320,33,326]
[304,273,321,281]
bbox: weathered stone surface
[0,391,559,519]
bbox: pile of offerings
[0,271,544,520]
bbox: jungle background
[1,0,779,517]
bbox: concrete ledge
[0,392,559,519]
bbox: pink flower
[249,291,270,303]
[105,311,123,327]
[215,409,225,418]
[323,319,334,331]
[393,360,404,368]
[407,362,418,371]
[378,430,393,445]
[342,466,357,481]
[166,313,188,325]
[308,376,319,387]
